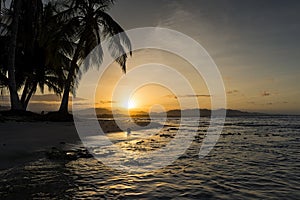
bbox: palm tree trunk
[20,79,36,110]
[7,0,23,111]
[58,70,73,113]
[20,79,30,106]
[23,84,36,110]
[58,36,85,114]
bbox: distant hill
[166,108,264,117]
[78,107,267,118]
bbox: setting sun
[127,99,136,109]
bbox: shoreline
[0,119,163,170]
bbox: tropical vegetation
[0,0,131,115]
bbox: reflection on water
[1,116,300,199]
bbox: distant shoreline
[1,109,299,123]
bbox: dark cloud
[0,96,9,102]
[72,102,90,106]
[99,100,117,104]
[227,90,239,94]
[261,91,271,97]
[182,94,211,98]
[0,94,86,103]
[164,95,177,99]
[164,94,211,99]
[31,94,86,102]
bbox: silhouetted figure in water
[126,128,131,137]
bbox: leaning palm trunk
[57,0,132,114]
[7,0,23,110]
[20,79,30,108]
[58,37,84,113]
[58,70,73,113]
[20,79,37,110]
[23,84,36,110]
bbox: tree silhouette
[55,0,132,114]
[1,1,65,111]
[0,0,131,114]
[6,0,23,110]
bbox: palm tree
[20,70,63,110]
[1,1,66,111]
[55,0,132,114]
[17,2,66,110]
[1,0,44,111]
[0,36,8,87]
[1,0,131,113]
[6,0,23,110]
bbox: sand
[0,119,162,169]
[0,121,81,169]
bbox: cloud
[30,94,86,102]
[227,90,239,94]
[157,1,194,28]
[164,94,211,99]
[164,94,178,99]
[182,94,211,98]
[261,91,271,97]
[0,94,86,103]
[99,100,117,104]
[0,96,9,102]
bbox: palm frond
[98,11,132,55]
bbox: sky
[102,0,300,114]
[1,0,299,114]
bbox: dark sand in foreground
[0,119,161,169]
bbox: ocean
[1,116,299,199]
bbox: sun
[127,99,136,109]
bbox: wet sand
[0,119,162,169]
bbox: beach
[0,118,163,169]
[0,121,80,169]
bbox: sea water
[0,116,299,199]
